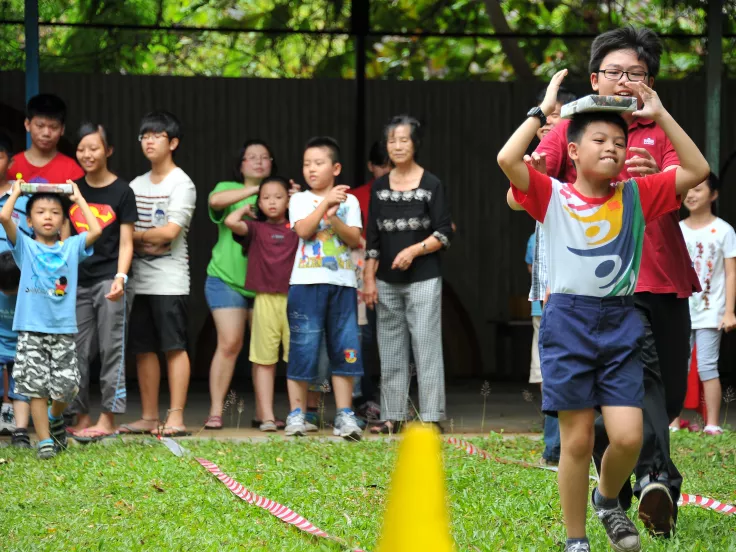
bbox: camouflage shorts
[13,332,79,402]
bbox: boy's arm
[626,82,709,196]
[224,204,252,236]
[293,185,350,240]
[68,181,102,246]
[0,181,21,245]
[497,70,567,191]
[329,215,361,249]
[721,257,736,332]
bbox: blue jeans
[287,284,363,381]
[0,359,30,402]
[543,415,560,462]
[204,276,254,310]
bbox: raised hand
[523,152,547,175]
[625,147,660,176]
[540,69,568,116]
[288,179,302,197]
[68,180,83,204]
[326,184,350,207]
[625,81,665,121]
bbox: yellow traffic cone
[377,423,455,552]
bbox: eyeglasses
[138,132,169,142]
[598,69,649,82]
[243,155,272,163]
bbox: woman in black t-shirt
[66,123,138,440]
[363,115,453,433]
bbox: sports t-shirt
[207,181,258,298]
[70,177,138,285]
[536,117,699,298]
[511,166,680,297]
[237,220,298,294]
[130,167,196,295]
[9,152,84,183]
[10,232,92,333]
[680,217,736,329]
[289,190,362,288]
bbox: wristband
[115,273,128,284]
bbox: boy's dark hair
[78,122,112,149]
[589,26,663,79]
[26,193,67,217]
[384,114,422,160]
[234,139,278,180]
[567,112,629,146]
[706,172,719,192]
[0,251,20,292]
[535,86,577,107]
[368,141,389,166]
[0,130,12,157]
[304,136,341,164]
[255,176,290,222]
[26,94,67,125]
[139,110,182,142]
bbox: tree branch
[482,0,535,80]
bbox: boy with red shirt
[510,26,697,536]
[9,94,84,184]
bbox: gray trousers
[69,279,133,415]
[376,277,446,421]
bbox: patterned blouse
[365,170,453,284]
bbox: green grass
[0,431,734,551]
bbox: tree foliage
[0,0,734,79]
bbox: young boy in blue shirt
[0,179,101,458]
[498,70,709,551]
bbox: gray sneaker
[0,403,15,435]
[565,542,590,552]
[591,490,641,552]
[285,410,306,437]
[333,409,362,441]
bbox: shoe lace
[598,507,636,538]
[567,542,589,552]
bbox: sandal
[369,421,403,435]
[204,415,223,430]
[251,418,285,430]
[116,418,159,435]
[72,428,116,443]
[151,426,191,438]
[259,420,278,432]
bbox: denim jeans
[543,415,561,462]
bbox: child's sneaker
[565,541,591,552]
[11,428,31,448]
[37,438,56,459]
[49,411,68,451]
[285,409,307,437]
[333,409,362,441]
[303,411,320,432]
[591,489,641,551]
[0,402,15,434]
[703,425,724,435]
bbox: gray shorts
[13,331,80,402]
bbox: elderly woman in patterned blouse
[363,115,453,433]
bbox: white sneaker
[285,410,306,437]
[0,403,15,435]
[333,409,362,441]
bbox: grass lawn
[0,431,734,551]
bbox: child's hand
[105,278,125,302]
[626,82,665,120]
[539,69,568,116]
[68,180,83,204]
[625,147,660,175]
[719,312,736,333]
[523,152,547,175]
[241,204,256,219]
[289,179,302,197]
[326,204,339,218]
[11,179,24,197]
[326,185,349,207]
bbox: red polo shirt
[536,117,700,298]
[349,180,373,238]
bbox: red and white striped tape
[195,458,366,551]
[446,436,736,516]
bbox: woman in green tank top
[204,140,277,429]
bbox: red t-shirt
[536,118,700,297]
[349,180,373,237]
[9,152,84,184]
[239,220,299,294]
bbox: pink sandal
[204,415,223,430]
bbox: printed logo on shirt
[643,138,655,146]
[25,251,70,300]
[153,202,167,227]
[69,203,117,232]
[298,204,355,272]
[344,349,358,364]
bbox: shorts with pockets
[128,295,189,354]
[205,275,254,311]
[540,294,645,416]
[250,293,289,365]
[13,332,79,402]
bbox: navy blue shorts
[287,284,363,382]
[540,294,645,416]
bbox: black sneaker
[638,480,674,537]
[49,416,68,451]
[37,439,56,459]
[565,542,591,552]
[11,428,31,448]
[591,489,641,552]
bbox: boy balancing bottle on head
[497,70,709,552]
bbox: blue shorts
[0,358,30,402]
[205,276,254,311]
[540,294,645,416]
[287,284,363,381]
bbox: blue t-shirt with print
[0,192,31,356]
[10,232,92,334]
